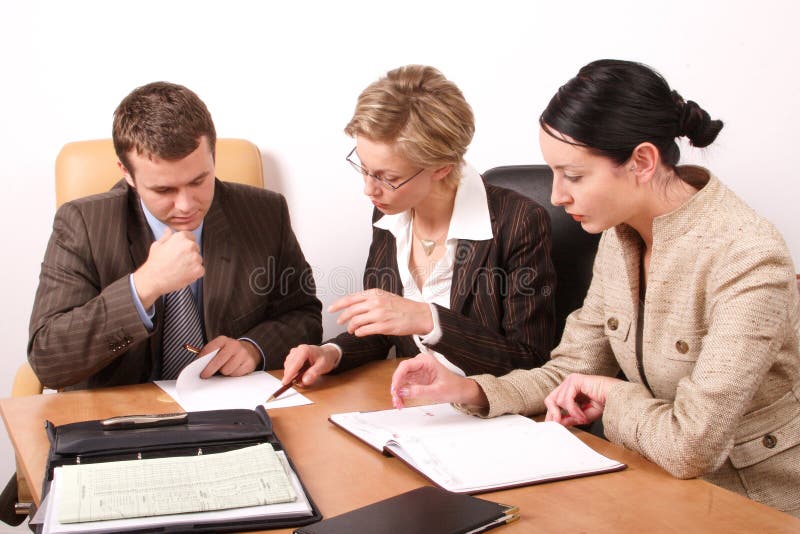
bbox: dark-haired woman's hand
[390,352,487,410]
[543,373,622,427]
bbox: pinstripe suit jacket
[332,183,556,377]
[28,179,322,390]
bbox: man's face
[122,137,215,231]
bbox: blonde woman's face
[353,137,433,215]
[539,127,637,234]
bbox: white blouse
[372,162,493,375]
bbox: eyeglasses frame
[346,146,425,191]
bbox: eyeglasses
[346,147,425,191]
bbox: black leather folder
[294,486,518,534]
[38,406,321,533]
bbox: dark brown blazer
[332,183,556,377]
[28,179,322,390]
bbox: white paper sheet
[154,351,312,411]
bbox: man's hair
[344,65,474,188]
[112,81,216,177]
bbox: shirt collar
[140,199,204,246]
[373,162,493,242]
[614,165,719,246]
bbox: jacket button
[762,434,777,449]
[607,317,619,331]
[675,340,689,354]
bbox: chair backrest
[12,363,43,397]
[54,138,264,207]
[483,165,600,343]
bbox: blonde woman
[282,65,556,386]
[390,60,800,517]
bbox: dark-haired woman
[390,59,800,517]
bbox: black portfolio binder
[294,486,518,534]
[38,406,321,533]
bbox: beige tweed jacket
[465,168,800,516]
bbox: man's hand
[329,289,433,337]
[543,373,622,427]
[133,228,204,308]
[282,344,340,387]
[390,352,487,409]
[199,336,261,378]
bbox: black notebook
[294,486,518,534]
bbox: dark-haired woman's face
[539,127,638,234]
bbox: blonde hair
[344,65,475,188]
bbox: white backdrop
[1,0,798,518]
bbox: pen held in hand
[266,360,312,403]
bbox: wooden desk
[2,359,798,532]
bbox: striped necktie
[160,285,205,380]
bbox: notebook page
[331,403,534,451]
[389,420,623,493]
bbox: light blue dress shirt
[129,201,203,329]
[128,200,265,369]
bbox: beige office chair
[55,138,264,207]
[4,138,264,524]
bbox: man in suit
[28,81,322,390]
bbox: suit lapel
[372,228,401,295]
[126,183,152,270]
[369,209,402,295]
[615,225,643,312]
[125,183,162,372]
[201,182,236,338]
[451,192,495,314]
[450,238,492,314]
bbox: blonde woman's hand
[282,344,340,387]
[329,289,433,337]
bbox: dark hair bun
[673,91,723,148]
[541,60,724,167]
